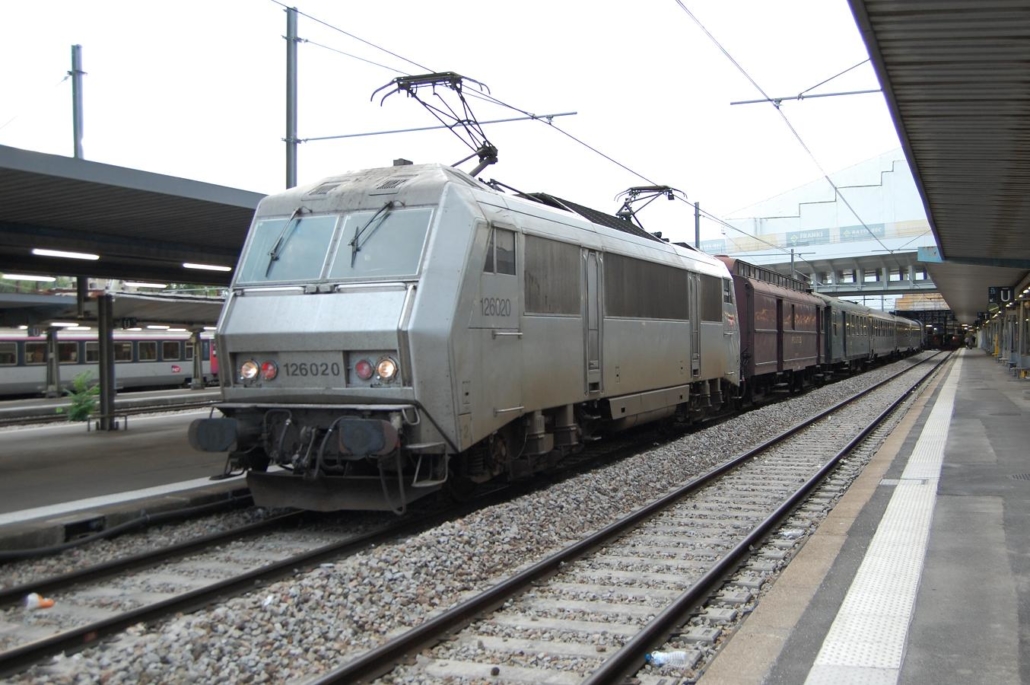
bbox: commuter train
[0,329,217,397]
[188,163,921,513]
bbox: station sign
[839,223,886,241]
[786,228,830,247]
[699,239,726,254]
[988,286,1013,304]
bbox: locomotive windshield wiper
[350,200,394,266]
[265,207,309,277]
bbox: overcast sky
[1,0,900,245]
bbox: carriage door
[776,299,784,372]
[689,273,701,377]
[584,250,603,394]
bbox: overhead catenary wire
[269,0,430,73]
[0,74,70,133]
[671,0,901,269]
[301,39,407,75]
[270,1,792,256]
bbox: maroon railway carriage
[718,257,824,397]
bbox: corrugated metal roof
[849,0,1030,321]
[0,145,264,286]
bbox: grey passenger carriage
[189,163,742,512]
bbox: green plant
[64,371,99,422]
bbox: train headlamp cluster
[355,355,399,382]
[376,357,398,380]
[240,360,260,381]
[239,359,279,381]
[237,355,398,384]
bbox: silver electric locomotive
[189,163,741,512]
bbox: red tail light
[355,358,374,380]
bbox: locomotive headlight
[376,357,398,381]
[260,360,278,381]
[239,359,260,381]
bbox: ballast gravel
[9,355,933,684]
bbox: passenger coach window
[59,342,78,363]
[115,342,133,362]
[25,342,46,364]
[484,226,517,276]
[0,342,15,365]
[163,341,181,361]
[139,341,158,361]
[86,342,99,363]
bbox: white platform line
[805,355,962,685]
[0,474,243,527]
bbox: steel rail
[306,352,947,684]
[584,351,951,684]
[0,501,484,679]
[0,510,303,606]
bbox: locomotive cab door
[474,224,523,428]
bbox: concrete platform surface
[0,410,243,552]
[701,348,1030,684]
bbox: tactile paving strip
[805,357,962,684]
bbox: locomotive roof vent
[307,181,345,197]
[374,175,417,191]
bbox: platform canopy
[0,145,264,287]
[848,0,1030,322]
[0,292,224,329]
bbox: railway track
[0,507,451,678]
[303,352,948,684]
[0,353,941,682]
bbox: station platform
[0,386,220,422]
[0,409,243,553]
[702,347,1030,684]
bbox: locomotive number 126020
[481,297,512,317]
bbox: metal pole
[790,248,796,278]
[285,7,299,189]
[694,202,700,249]
[98,294,117,430]
[45,327,60,398]
[77,276,89,319]
[70,44,84,159]
[190,329,204,390]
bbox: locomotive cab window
[238,214,338,283]
[330,207,433,280]
[484,226,516,276]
